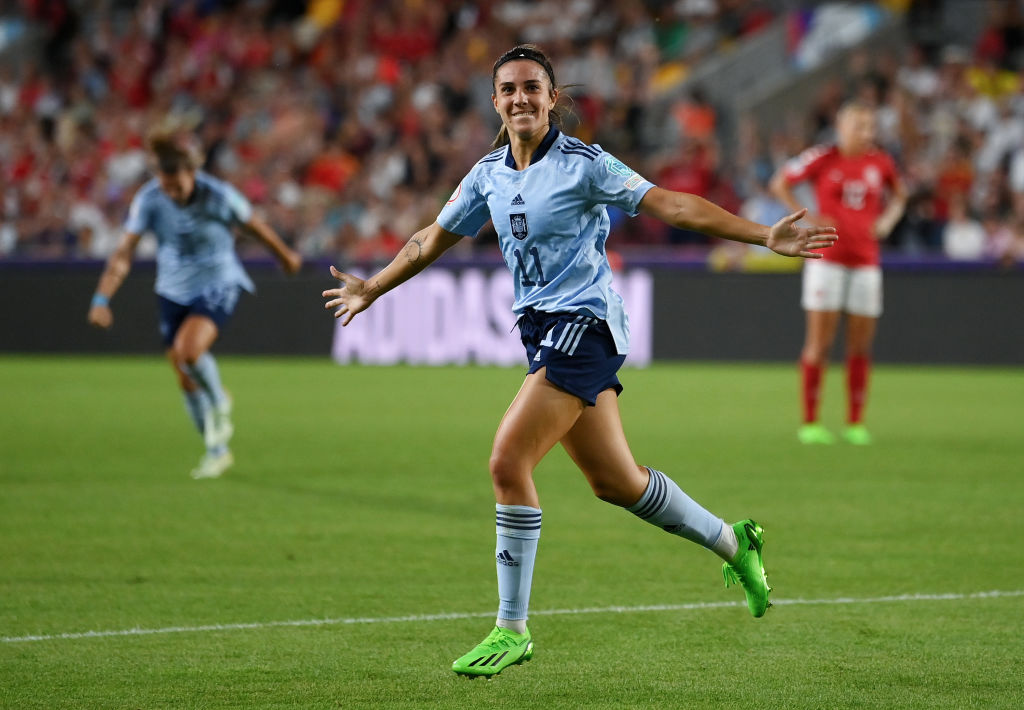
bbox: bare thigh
[489,368,586,508]
[560,389,648,507]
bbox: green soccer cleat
[798,422,836,445]
[452,626,534,678]
[723,520,772,618]
[842,424,872,445]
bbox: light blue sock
[184,353,227,408]
[627,467,728,552]
[495,504,541,624]
[182,389,227,456]
[182,390,209,436]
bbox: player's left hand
[88,304,113,329]
[766,208,838,258]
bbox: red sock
[847,355,870,424]
[801,360,823,424]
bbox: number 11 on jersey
[514,247,550,287]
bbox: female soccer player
[88,123,302,479]
[322,45,837,677]
[771,100,907,445]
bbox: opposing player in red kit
[771,100,907,445]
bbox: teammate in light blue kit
[89,122,301,479]
[322,45,837,676]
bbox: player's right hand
[322,265,376,326]
[767,208,839,258]
[88,305,113,329]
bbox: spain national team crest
[509,212,529,240]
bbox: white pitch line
[3,589,1022,644]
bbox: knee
[585,466,646,507]
[167,356,192,389]
[846,343,872,359]
[488,447,528,492]
[167,345,201,389]
[171,342,203,368]
[590,481,628,506]
[801,346,826,366]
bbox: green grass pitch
[1,356,1022,709]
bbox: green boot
[452,626,534,677]
[723,520,772,618]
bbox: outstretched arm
[87,231,141,329]
[243,215,302,274]
[322,221,464,325]
[638,186,837,258]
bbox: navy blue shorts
[157,284,241,347]
[517,308,626,406]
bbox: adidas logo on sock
[496,549,519,567]
[511,193,525,206]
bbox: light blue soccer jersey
[437,127,654,354]
[124,171,256,304]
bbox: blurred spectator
[0,0,800,262]
[0,0,1021,268]
[897,44,940,99]
[942,193,986,259]
[981,207,1017,262]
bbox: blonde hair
[836,99,875,120]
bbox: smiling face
[492,59,558,143]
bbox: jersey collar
[504,126,561,169]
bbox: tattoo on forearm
[404,237,424,265]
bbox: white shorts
[801,260,883,317]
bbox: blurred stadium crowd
[1,0,1022,266]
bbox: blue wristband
[91,293,109,308]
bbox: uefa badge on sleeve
[604,155,633,176]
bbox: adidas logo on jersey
[497,549,519,567]
[511,193,525,206]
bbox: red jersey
[782,145,899,267]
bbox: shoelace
[723,564,742,588]
[483,628,523,650]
